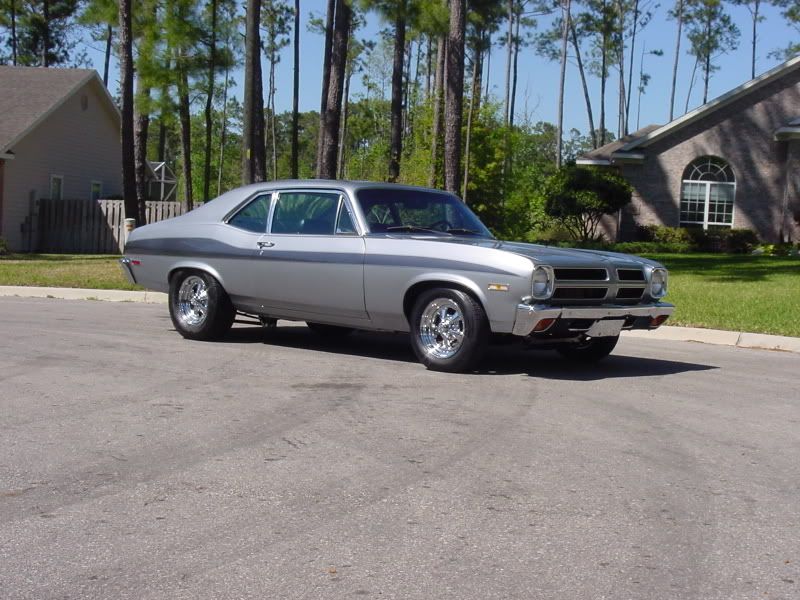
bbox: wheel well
[403,281,486,322]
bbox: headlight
[532,265,555,300]
[649,268,668,298]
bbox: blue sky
[82,0,798,137]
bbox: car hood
[408,236,665,270]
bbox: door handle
[257,241,275,248]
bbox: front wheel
[169,270,235,341]
[556,335,619,362]
[410,288,489,372]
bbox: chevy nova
[121,180,673,372]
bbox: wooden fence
[26,199,185,254]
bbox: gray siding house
[0,66,122,251]
[578,55,800,243]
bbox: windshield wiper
[385,226,449,235]
[445,228,485,236]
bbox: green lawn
[1,252,799,337]
[0,254,141,291]
[645,253,800,337]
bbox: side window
[336,199,357,234]
[271,191,339,235]
[228,193,272,233]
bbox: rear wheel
[410,288,489,372]
[556,335,619,362]
[169,270,235,341]
[306,322,355,338]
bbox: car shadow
[210,324,717,381]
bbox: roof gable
[620,55,800,152]
[0,66,119,154]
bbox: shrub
[0,237,9,257]
[638,225,694,245]
[723,229,761,253]
[542,165,632,241]
[613,241,693,254]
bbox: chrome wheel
[418,298,466,359]
[177,275,209,326]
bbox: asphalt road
[1,297,798,600]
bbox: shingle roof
[579,125,661,162]
[0,66,98,153]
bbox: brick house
[0,66,123,251]
[577,55,800,243]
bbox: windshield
[355,188,493,237]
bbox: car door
[252,189,368,322]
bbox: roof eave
[775,127,800,141]
[576,158,612,166]
[621,54,800,152]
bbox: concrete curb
[0,285,168,304]
[1,285,798,354]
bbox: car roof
[180,180,458,223]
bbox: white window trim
[90,180,103,201]
[50,175,64,201]
[679,180,736,230]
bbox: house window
[680,156,735,229]
[90,181,103,201]
[50,175,63,201]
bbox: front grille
[554,268,608,281]
[616,287,644,299]
[552,287,608,300]
[617,269,645,281]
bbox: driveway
[0,297,798,599]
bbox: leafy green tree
[542,165,632,241]
[12,0,84,66]
[772,0,800,59]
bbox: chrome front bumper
[512,302,675,336]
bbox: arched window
[680,156,736,229]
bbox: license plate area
[586,319,625,338]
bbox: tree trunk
[616,0,626,138]
[202,0,218,203]
[10,0,18,65]
[751,0,759,79]
[571,22,597,148]
[444,0,465,195]
[599,15,608,146]
[484,32,491,102]
[134,84,151,206]
[703,15,711,104]
[42,0,50,66]
[504,0,513,127]
[425,35,432,99]
[462,42,481,202]
[317,0,351,179]
[243,0,266,184]
[269,48,278,180]
[509,12,521,128]
[291,0,300,178]
[429,37,445,187]
[625,0,639,132]
[218,64,230,196]
[556,0,571,168]
[338,61,351,179]
[118,0,141,224]
[316,0,336,171]
[102,25,112,85]
[389,6,407,182]
[669,0,683,121]
[685,56,698,113]
[177,62,193,210]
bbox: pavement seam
[1,285,798,354]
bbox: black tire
[168,270,235,341]
[306,322,355,337]
[556,335,619,362]
[409,288,489,372]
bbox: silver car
[121,180,673,372]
